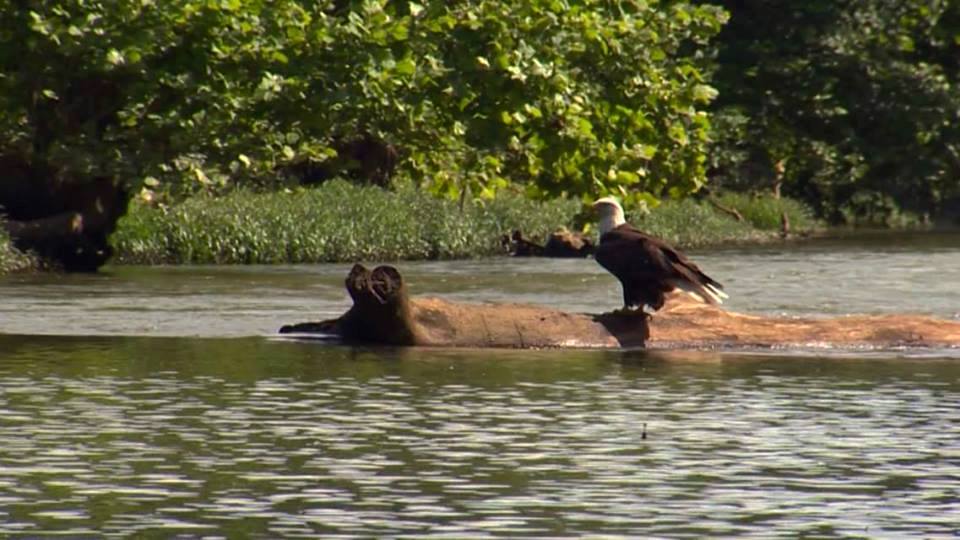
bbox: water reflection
[1,336,958,537]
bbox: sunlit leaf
[692,84,718,103]
[106,49,124,65]
[395,57,416,76]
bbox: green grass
[110,181,821,265]
[111,180,581,264]
[630,198,769,247]
[713,191,818,231]
[630,194,820,248]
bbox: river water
[1,232,958,537]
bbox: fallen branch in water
[282,264,644,347]
[280,264,960,350]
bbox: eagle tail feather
[705,283,729,300]
[673,280,725,305]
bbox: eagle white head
[592,197,626,235]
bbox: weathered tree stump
[280,264,960,350]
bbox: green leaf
[692,84,718,103]
[28,12,50,36]
[576,118,594,138]
[633,144,658,160]
[391,23,409,41]
[106,49,124,65]
[395,57,416,76]
[668,123,688,145]
[616,171,640,185]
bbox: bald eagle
[592,197,728,312]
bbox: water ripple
[2,342,959,537]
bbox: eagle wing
[596,224,727,305]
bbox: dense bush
[700,0,960,224]
[2,1,726,208]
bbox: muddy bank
[280,264,960,350]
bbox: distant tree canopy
[2,0,959,225]
[700,0,960,225]
[0,0,726,209]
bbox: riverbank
[1,182,819,272]
[108,181,819,265]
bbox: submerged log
[280,264,960,349]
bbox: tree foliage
[0,0,726,207]
[701,0,960,224]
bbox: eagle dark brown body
[595,223,726,311]
[591,197,727,312]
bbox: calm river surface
[1,232,959,537]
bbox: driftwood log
[502,229,594,258]
[279,264,960,350]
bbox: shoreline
[0,182,838,272]
[10,211,949,274]
[106,183,822,267]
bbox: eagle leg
[612,305,651,318]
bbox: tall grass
[632,194,820,248]
[112,180,581,264]
[111,181,821,265]
[713,191,818,231]
[632,198,768,247]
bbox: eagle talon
[612,306,648,317]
